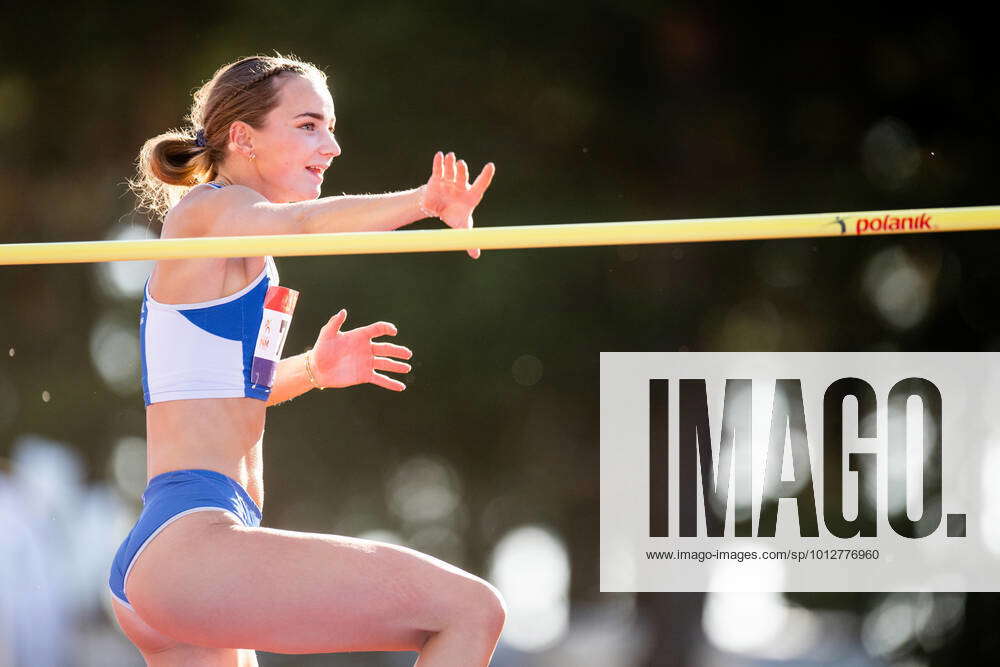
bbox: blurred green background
[2,2,999,665]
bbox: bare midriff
[146,399,266,512]
[143,251,269,512]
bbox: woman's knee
[444,575,507,636]
[477,579,507,636]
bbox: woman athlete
[107,54,503,666]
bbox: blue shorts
[108,468,262,610]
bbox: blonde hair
[128,53,327,221]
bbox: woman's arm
[299,152,494,237]
[265,352,314,407]
[266,309,413,407]
[298,187,424,234]
[198,185,426,239]
[185,153,494,261]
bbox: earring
[249,152,256,161]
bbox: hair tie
[195,128,207,148]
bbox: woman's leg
[111,595,258,666]
[124,511,506,666]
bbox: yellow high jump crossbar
[1,205,999,265]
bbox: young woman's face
[253,75,341,203]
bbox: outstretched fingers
[374,356,411,374]
[357,321,398,339]
[445,151,457,181]
[432,151,443,179]
[467,161,493,259]
[465,213,480,260]
[373,341,412,359]
[371,371,406,392]
[471,162,496,198]
[429,151,492,259]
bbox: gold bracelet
[305,348,324,390]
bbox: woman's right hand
[310,309,412,391]
[420,151,496,259]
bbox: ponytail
[127,128,216,220]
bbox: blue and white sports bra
[140,182,298,405]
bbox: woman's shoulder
[162,183,218,236]
[165,182,247,239]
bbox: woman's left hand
[310,309,413,391]
[420,151,496,260]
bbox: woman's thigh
[125,511,500,655]
[112,595,259,666]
